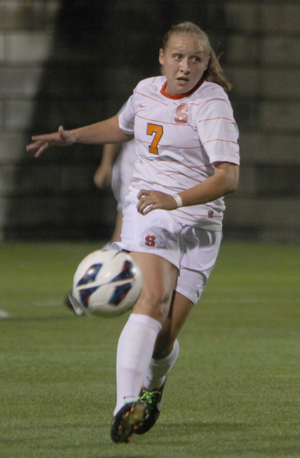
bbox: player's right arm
[26,115,133,158]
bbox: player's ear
[159,48,164,66]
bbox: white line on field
[33,300,61,307]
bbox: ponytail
[204,48,232,92]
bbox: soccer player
[27,22,240,444]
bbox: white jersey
[119,76,240,230]
[111,138,136,211]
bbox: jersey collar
[160,78,205,99]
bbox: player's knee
[133,284,172,322]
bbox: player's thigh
[130,251,178,322]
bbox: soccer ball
[72,249,142,318]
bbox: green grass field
[0,241,299,458]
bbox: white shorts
[114,192,222,305]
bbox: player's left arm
[137,161,239,215]
[176,161,239,206]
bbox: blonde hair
[162,22,232,92]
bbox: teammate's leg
[110,210,123,243]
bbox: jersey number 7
[147,123,163,155]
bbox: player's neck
[160,78,205,99]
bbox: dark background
[2,0,300,242]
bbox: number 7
[147,123,163,155]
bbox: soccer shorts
[114,192,222,305]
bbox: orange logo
[145,235,156,247]
[175,104,188,124]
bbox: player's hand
[26,126,76,157]
[93,164,113,189]
[137,190,177,215]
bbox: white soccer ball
[72,249,142,317]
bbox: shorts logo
[208,210,214,218]
[145,235,156,247]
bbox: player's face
[159,33,209,96]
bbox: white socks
[114,313,162,416]
[143,338,179,391]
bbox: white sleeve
[197,98,240,165]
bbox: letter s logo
[175,104,188,124]
[145,235,156,247]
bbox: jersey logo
[147,124,163,155]
[145,235,156,247]
[175,104,188,124]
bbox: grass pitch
[0,241,299,457]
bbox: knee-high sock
[114,313,162,416]
[143,339,179,391]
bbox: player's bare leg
[130,252,178,323]
[111,252,177,443]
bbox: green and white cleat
[110,400,147,444]
[134,379,167,435]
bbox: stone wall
[0,0,299,242]
[223,1,300,242]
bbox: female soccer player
[27,22,240,444]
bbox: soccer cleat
[64,291,87,317]
[110,400,147,444]
[134,379,166,435]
